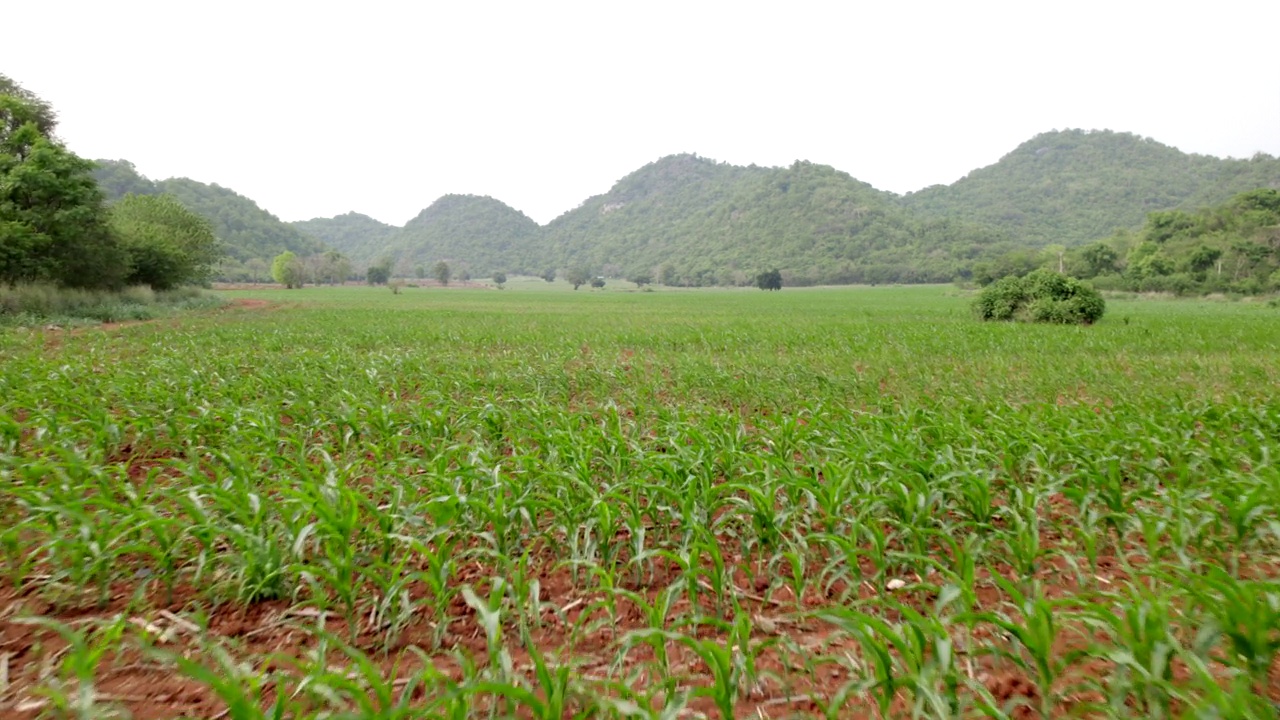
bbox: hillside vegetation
[293,134,1280,289]
[1084,188,1280,294]
[540,155,1008,286]
[93,160,327,266]
[381,194,541,278]
[88,130,1280,290]
[298,156,1011,286]
[904,129,1280,247]
[291,212,397,267]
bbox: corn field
[1,285,1278,719]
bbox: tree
[658,263,678,286]
[433,260,451,285]
[110,193,222,289]
[0,73,57,139]
[1079,242,1119,277]
[972,249,1042,286]
[590,276,606,289]
[313,250,351,285]
[366,264,390,285]
[566,267,591,290]
[1145,210,1196,244]
[541,268,556,283]
[1185,245,1223,274]
[628,270,652,287]
[492,271,506,289]
[244,257,270,283]
[755,269,782,291]
[271,251,304,288]
[1,85,129,289]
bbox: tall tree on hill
[433,260,451,286]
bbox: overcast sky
[6,1,1278,226]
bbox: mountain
[92,160,327,263]
[540,154,1007,285]
[902,129,1280,247]
[291,212,397,265]
[295,195,543,277]
[96,127,1280,287]
[385,195,542,277]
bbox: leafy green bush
[972,275,1028,321]
[974,269,1104,325]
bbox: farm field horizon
[2,284,1279,718]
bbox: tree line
[973,189,1280,295]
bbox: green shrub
[974,269,1105,325]
[0,282,223,325]
[973,275,1028,321]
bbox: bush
[0,282,222,325]
[972,276,1028,321]
[974,269,1105,325]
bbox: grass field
[2,284,1279,719]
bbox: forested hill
[92,160,327,262]
[902,130,1280,247]
[540,154,1007,285]
[389,195,541,276]
[92,129,1280,286]
[297,195,542,277]
[291,212,398,265]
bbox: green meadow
[2,285,1278,718]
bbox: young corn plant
[14,615,130,720]
[1081,585,1182,718]
[465,637,590,720]
[162,641,291,720]
[461,581,516,682]
[289,627,431,718]
[967,578,1082,720]
[1189,567,1280,691]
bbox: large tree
[1,83,128,289]
[271,251,304,288]
[0,73,57,139]
[110,193,222,289]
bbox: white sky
[6,1,1278,226]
